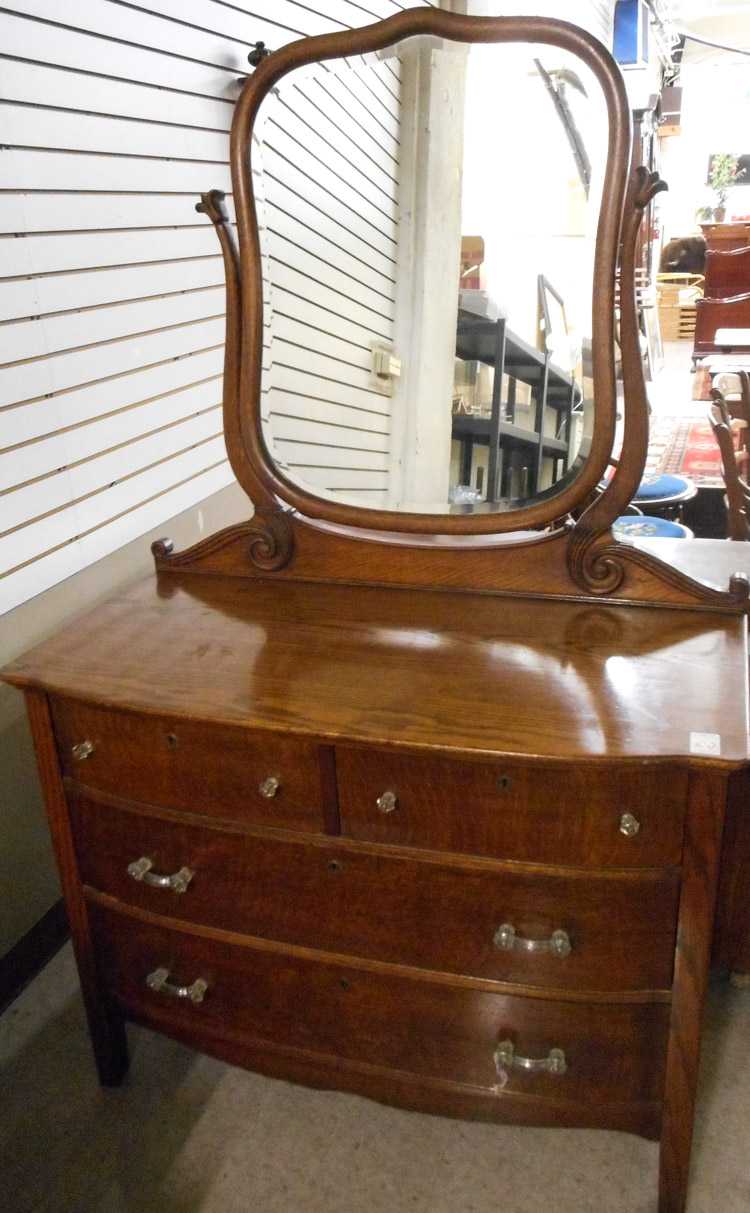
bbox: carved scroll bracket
[246,506,294,571]
[151,507,294,576]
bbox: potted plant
[696,153,745,223]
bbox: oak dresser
[5,575,749,1213]
[5,10,750,1213]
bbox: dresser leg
[658,770,727,1213]
[23,689,130,1087]
[87,1000,129,1087]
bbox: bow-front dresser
[4,10,750,1213]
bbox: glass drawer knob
[376,789,398,814]
[619,812,641,838]
[146,967,207,1005]
[71,739,96,761]
[259,775,281,799]
[495,1039,567,1077]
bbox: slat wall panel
[1,318,226,404]
[0,377,222,489]
[254,45,402,502]
[3,348,225,446]
[0,0,431,614]
[0,258,225,322]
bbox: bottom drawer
[90,902,669,1107]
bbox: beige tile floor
[1,943,749,1213]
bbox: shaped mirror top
[252,33,610,516]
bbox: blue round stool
[632,473,696,519]
[613,515,693,540]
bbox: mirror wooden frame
[153,6,750,614]
[223,8,628,536]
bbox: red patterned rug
[645,412,723,488]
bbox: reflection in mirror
[253,34,608,515]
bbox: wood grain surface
[71,790,680,995]
[52,696,327,834]
[89,897,671,1107]
[336,745,687,867]
[4,573,748,765]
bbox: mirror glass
[253,34,609,515]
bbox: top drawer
[337,748,686,867]
[52,697,325,832]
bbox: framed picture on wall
[707,154,750,185]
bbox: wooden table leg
[25,688,129,1086]
[659,769,726,1212]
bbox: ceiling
[661,0,750,62]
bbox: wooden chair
[693,291,750,359]
[713,368,750,454]
[704,245,750,298]
[709,399,750,540]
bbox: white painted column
[388,40,467,510]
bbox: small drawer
[52,697,324,832]
[73,794,679,993]
[90,901,670,1107]
[337,747,687,867]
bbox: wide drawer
[52,697,324,832]
[90,901,670,1106]
[337,747,687,867]
[74,794,679,993]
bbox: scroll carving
[151,509,294,575]
[246,507,294,571]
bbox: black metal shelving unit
[453,308,580,502]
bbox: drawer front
[74,795,679,992]
[91,902,670,1105]
[337,748,686,867]
[52,697,324,831]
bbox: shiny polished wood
[52,696,327,834]
[70,790,680,995]
[4,572,746,1213]
[5,574,748,765]
[89,897,671,1112]
[152,517,750,612]
[337,746,687,867]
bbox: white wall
[0,0,434,618]
[0,0,433,961]
[659,60,750,241]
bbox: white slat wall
[257,51,400,501]
[0,0,433,615]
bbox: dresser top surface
[4,573,749,765]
